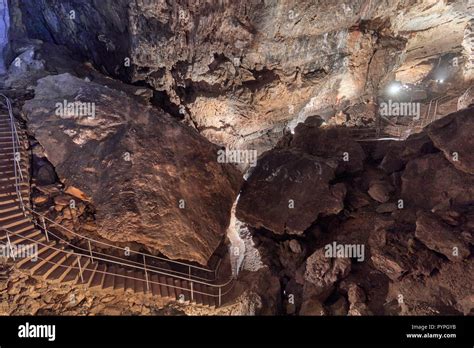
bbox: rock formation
[0,0,472,317]
[7,0,473,152]
[22,72,241,265]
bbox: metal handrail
[27,213,214,282]
[0,227,234,300]
[1,94,219,278]
[27,207,218,281]
[0,95,235,304]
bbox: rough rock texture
[401,152,474,211]
[415,211,470,262]
[303,247,351,297]
[237,106,474,316]
[3,0,474,317]
[236,148,345,235]
[291,119,366,174]
[9,0,473,151]
[22,73,241,265]
[428,107,474,175]
[0,262,265,316]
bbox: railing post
[5,230,15,261]
[88,240,94,263]
[143,254,150,293]
[218,287,222,307]
[41,216,49,242]
[77,256,84,283]
[190,281,194,302]
[188,265,191,279]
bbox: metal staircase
[0,94,234,308]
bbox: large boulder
[401,152,474,210]
[236,149,345,235]
[428,106,474,175]
[291,120,366,175]
[23,73,241,265]
[303,247,351,300]
[415,211,470,262]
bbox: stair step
[0,195,29,207]
[0,214,30,229]
[0,228,42,245]
[174,279,188,303]
[77,261,98,285]
[6,220,34,234]
[0,202,21,213]
[23,247,61,274]
[0,208,23,220]
[166,277,177,300]
[113,268,125,292]
[15,241,52,267]
[200,285,212,307]
[180,280,192,303]
[150,274,161,296]
[102,265,116,289]
[88,263,106,288]
[193,283,204,305]
[159,276,169,298]
[124,269,135,292]
[134,271,145,294]
[62,256,90,283]
[33,251,68,278]
[46,254,77,282]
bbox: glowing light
[387,82,402,96]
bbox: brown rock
[347,284,367,304]
[415,211,470,262]
[299,297,327,316]
[329,296,349,316]
[23,73,241,265]
[304,248,351,295]
[376,203,397,214]
[53,195,71,206]
[291,123,366,175]
[428,107,474,174]
[401,153,474,210]
[236,149,345,235]
[32,195,49,205]
[368,182,392,203]
[370,223,443,280]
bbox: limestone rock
[23,73,241,265]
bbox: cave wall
[8,0,473,153]
[0,0,9,73]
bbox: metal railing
[0,226,235,305]
[0,94,235,306]
[0,94,27,215]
